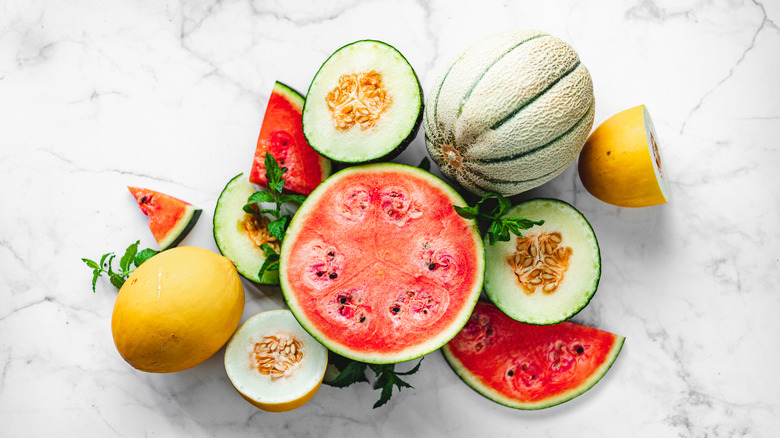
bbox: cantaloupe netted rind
[279,163,484,364]
[424,29,594,196]
[578,104,670,207]
[224,309,328,412]
[484,198,600,325]
[303,40,423,163]
[442,301,624,410]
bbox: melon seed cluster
[326,70,391,130]
[507,232,572,295]
[252,334,305,379]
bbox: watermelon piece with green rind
[128,187,201,251]
[250,81,330,196]
[442,301,624,409]
[280,163,484,364]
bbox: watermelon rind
[442,330,624,410]
[250,81,331,195]
[279,163,484,364]
[484,198,600,325]
[158,205,201,251]
[302,40,423,164]
[213,173,280,286]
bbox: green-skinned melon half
[302,40,423,163]
[443,301,624,410]
[213,173,280,285]
[279,163,484,363]
[484,198,601,325]
[424,29,594,196]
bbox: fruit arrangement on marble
[83,29,668,412]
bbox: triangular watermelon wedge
[442,301,624,409]
[128,187,202,251]
[249,81,330,195]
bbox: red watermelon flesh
[128,187,201,251]
[443,301,624,409]
[279,164,484,364]
[249,82,330,195]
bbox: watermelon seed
[507,370,514,377]
[486,328,493,336]
[428,262,436,270]
[392,306,400,314]
[329,272,338,279]
[339,296,347,304]
[141,196,148,203]
[360,316,366,323]
[317,271,325,277]
[576,346,584,354]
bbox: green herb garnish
[453,192,544,245]
[243,153,306,277]
[82,241,159,292]
[324,354,424,408]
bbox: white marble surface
[2,0,779,436]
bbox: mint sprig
[82,241,159,292]
[324,354,424,408]
[243,153,306,277]
[453,192,544,245]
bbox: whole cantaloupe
[424,29,595,196]
[111,246,244,373]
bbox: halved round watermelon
[249,81,330,195]
[128,187,201,251]
[442,301,624,409]
[279,163,484,364]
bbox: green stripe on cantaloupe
[424,30,595,197]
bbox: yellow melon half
[578,105,669,207]
[224,310,328,412]
[111,246,244,373]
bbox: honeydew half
[302,40,423,163]
[224,309,328,412]
[578,105,669,207]
[484,199,600,325]
[213,174,279,285]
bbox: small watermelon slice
[128,187,202,250]
[442,301,624,410]
[249,81,330,195]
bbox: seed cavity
[326,70,391,131]
[507,232,572,295]
[252,334,305,380]
[241,213,280,252]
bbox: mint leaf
[134,248,159,267]
[109,275,125,290]
[264,153,285,191]
[280,194,307,205]
[323,361,369,388]
[246,190,275,205]
[268,217,289,242]
[120,240,139,272]
[82,258,99,270]
[453,192,544,245]
[258,253,280,278]
[259,243,277,257]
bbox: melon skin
[578,105,669,207]
[279,163,484,364]
[442,301,624,410]
[111,247,244,373]
[302,40,424,164]
[424,30,595,196]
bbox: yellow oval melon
[578,105,669,207]
[424,29,595,196]
[111,246,245,373]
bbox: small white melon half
[224,309,328,412]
